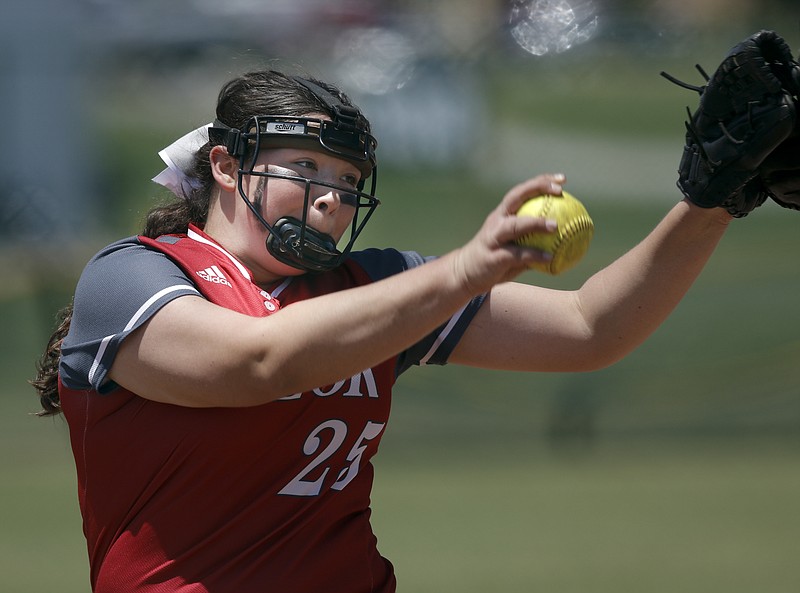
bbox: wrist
[441,249,483,300]
[681,199,734,227]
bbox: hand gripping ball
[515,191,594,275]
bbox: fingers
[494,207,556,246]
[505,242,554,268]
[501,173,566,216]
[453,172,570,295]
[493,173,566,246]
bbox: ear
[209,145,238,192]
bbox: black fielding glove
[744,134,800,211]
[662,30,800,217]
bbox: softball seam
[549,214,594,274]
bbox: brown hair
[30,69,367,415]
[143,69,365,237]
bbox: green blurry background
[2,2,799,591]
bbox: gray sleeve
[348,248,487,377]
[394,292,487,376]
[59,238,201,393]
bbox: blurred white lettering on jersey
[278,368,379,401]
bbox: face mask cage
[236,162,380,273]
[207,81,380,273]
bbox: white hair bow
[151,122,213,199]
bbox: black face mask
[207,77,380,273]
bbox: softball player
[31,63,772,592]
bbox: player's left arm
[449,199,731,372]
[452,29,799,372]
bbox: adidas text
[196,265,232,287]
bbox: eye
[293,159,318,173]
[341,173,359,188]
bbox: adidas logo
[196,265,232,287]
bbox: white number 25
[278,420,385,497]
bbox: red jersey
[59,226,484,593]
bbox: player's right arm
[106,174,564,408]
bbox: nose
[313,188,341,214]
[313,185,357,214]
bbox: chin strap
[266,217,341,273]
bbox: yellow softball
[515,191,594,275]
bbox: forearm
[116,251,476,408]
[243,251,475,401]
[575,200,732,366]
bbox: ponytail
[30,303,73,416]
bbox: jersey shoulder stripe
[60,237,201,392]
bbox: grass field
[3,24,800,592]
[372,437,800,593]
